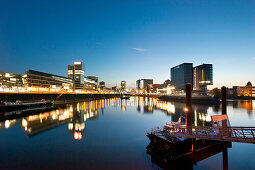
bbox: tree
[211,88,221,99]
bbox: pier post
[221,86,228,134]
[186,83,192,127]
[223,146,228,170]
[221,86,227,115]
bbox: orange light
[74,132,82,140]
[184,107,189,112]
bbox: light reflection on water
[0,97,255,169]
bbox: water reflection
[0,97,255,169]
[231,100,255,115]
[1,98,255,138]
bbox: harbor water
[0,97,255,169]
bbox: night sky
[0,0,254,88]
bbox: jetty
[146,84,255,169]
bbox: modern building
[112,86,117,91]
[121,81,126,92]
[193,64,213,92]
[0,72,24,92]
[22,70,73,92]
[171,63,193,91]
[136,79,153,93]
[86,76,98,90]
[99,81,105,90]
[68,62,85,90]
[157,84,175,94]
[152,84,160,93]
[84,76,98,91]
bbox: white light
[22,119,28,127]
[5,73,11,78]
[74,62,82,65]
[5,120,10,128]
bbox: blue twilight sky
[0,0,254,89]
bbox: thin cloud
[251,57,255,60]
[131,48,147,52]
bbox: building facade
[23,70,73,92]
[84,76,98,91]
[99,81,105,90]
[193,64,213,92]
[136,79,153,93]
[68,62,85,90]
[121,81,126,92]
[0,72,24,92]
[171,63,193,91]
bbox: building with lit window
[239,82,255,97]
[22,70,73,92]
[68,62,85,90]
[84,76,98,91]
[193,64,213,93]
[0,72,24,92]
[136,79,153,93]
[99,81,105,90]
[171,63,193,91]
[86,76,98,91]
[121,81,126,92]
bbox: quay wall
[0,93,121,102]
[0,93,219,104]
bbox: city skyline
[0,0,255,89]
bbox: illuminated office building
[22,70,73,92]
[84,76,98,91]
[86,76,98,91]
[171,63,193,91]
[193,64,213,92]
[136,79,153,93]
[99,81,105,90]
[121,81,126,92]
[0,72,24,92]
[68,62,85,90]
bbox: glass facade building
[23,70,73,92]
[84,76,98,91]
[86,76,98,91]
[68,62,85,90]
[0,72,24,92]
[121,81,126,92]
[136,79,153,93]
[193,64,213,92]
[171,63,193,91]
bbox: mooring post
[221,86,228,135]
[186,83,192,129]
[223,146,228,170]
[221,86,226,115]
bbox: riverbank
[0,93,122,103]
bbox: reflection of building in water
[0,119,19,129]
[22,107,73,136]
[121,100,127,112]
[22,106,73,136]
[236,100,255,115]
[68,101,100,140]
[134,97,211,125]
[193,105,211,127]
[68,103,85,140]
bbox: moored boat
[0,100,53,112]
[120,94,130,99]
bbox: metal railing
[148,126,255,144]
